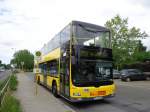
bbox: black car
[120,69,150,81]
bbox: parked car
[113,69,121,79]
[0,68,5,72]
[0,66,5,72]
[120,69,150,81]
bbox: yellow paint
[37,74,44,83]
[55,77,60,92]
[47,76,53,88]
[39,48,60,63]
[46,75,60,91]
[70,83,115,98]
[36,48,60,93]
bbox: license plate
[90,91,106,96]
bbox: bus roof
[72,21,110,32]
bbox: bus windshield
[73,25,110,48]
[72,60,113,87]
[79,46,112,60]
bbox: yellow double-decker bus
[35,21,115,102]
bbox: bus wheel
[52,83,58,97]
[37,76,40,84]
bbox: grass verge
[0,74,22,112]
[9,74,18,91]
[0,77,9,90]
[0,93,22,112]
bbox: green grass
[0,93,22,112]
[0,74,22,112]
[0,74,18,91]
[9,74,18,91]
[0,78,9,90]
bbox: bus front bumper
[69,93,115,102]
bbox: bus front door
[60,59,70,97]
[60,46,70,97]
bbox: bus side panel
[54,77,60,92]
[47,76,60,92]
[39,74,44,83]
[43,48,60,62]
[47,76,53,89]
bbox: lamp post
[21,61,24,72]
[13,63,17,68]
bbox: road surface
[61,80,150,112]
[0,70,10,82]
[27,72,150,112]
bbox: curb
[55,98,76,112]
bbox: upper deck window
[72,22,111,48]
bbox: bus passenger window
[49,60,58,76]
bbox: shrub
[9,74,18,91]
[0,93,22,112]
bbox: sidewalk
[15,72,75,112]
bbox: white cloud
[0,0,150,64]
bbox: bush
[9,75,18,91]
[0,93,22,112]
[12,69,20,74]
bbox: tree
[132,51,150,62]
[6,64,11,69]
[11,49,34,70]
[105,15,148,69]
[136,40,147,52]
[0,60,2,66]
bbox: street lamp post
[21,61,24,72]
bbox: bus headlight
[73,93,81,96]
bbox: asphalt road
[62,80,150,112]
[28,73,150,112]
[0,70,11,81]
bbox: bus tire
[37,76,40,84]
[52,82,58,97]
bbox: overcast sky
[0,0,150,64]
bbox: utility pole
[35,51,41,95]
[21,61,24,72]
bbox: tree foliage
[105,15,148,69]
[0,60,11,69]
[11,49,34,70]
[132,51,150,62]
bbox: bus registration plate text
[90,91,106,96]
